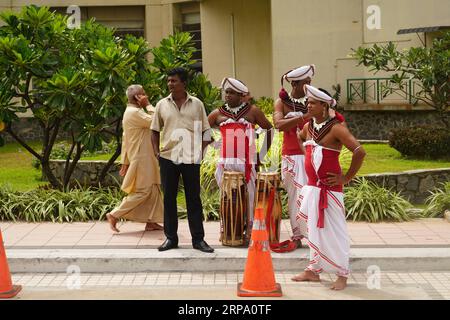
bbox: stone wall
[49,160,450,204]
[357,168,450,204]
[342,110,442,140]
[3,110,443,142]
[2,117,70,143]
[49,160,121,188]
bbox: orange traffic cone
[0,229,21,299]
[237,207,282,297]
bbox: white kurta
[110,104,163,223]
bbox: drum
[220,171,248,246]
[254,172,282,245]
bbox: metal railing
[346,78,425,105]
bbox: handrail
[346,77,424,105]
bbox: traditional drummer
[273,65,315,248]
[208,77,273,237]
[293,84,366,290]
[273,65,345,249]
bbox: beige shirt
[151,93,210,164]
[121,104,160,193]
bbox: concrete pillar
[145,2,174,48]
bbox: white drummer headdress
[221,77,249,95]
[304,84,337,108]
[281,65,315,87]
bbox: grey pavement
[8,271,450,300]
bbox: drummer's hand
[325,172,349,186]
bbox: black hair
[167,67,189,83]
[318,88,334,108]
[318,88,332,97]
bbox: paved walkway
[1,218,449,249]
[9,271,450,300]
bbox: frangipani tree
[353,31,450,127]
[0,6,154,189]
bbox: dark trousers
[159,157,205,244]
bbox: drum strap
[266,187,276,239]
[270,240,297,253]
[268,186,298,253]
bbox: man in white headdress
[292,84,365,290]
[272,65,315,250]
[106,85,163,233]
[208,77,273,242]
[273,66,345,251]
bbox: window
[182,12,202,72]
[50,6,145,39]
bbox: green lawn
[341,144,450,176]
[0,141,118,191]
[0,141,44,191]
[1,141,449,191]
[80,154,116,161]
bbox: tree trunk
[41,160,62,189]
[98,118,122,186]
[62,142,84,191]
[438,105,450,129]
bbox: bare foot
[291,270,321,282]
[145,222,163,231]
[330,276,347,290]
[106,213,120,233]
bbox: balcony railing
[346,78,425,105]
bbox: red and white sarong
[281,111,308,241]
[281,155,307,240]
[297,140,350,277]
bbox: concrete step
[7,247,450,273]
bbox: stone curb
[7,248,450,273]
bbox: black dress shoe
[193,240,214,253]
[158,239,178,251]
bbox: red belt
[317,186,329,229]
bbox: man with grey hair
[106,85,163,233]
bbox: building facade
[1,0,449,106]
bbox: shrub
[345,178,415,222]
[280,188,289,219]
[199,137,220,220]
[0,185,123,222]
[200,133,220,190]
[201,184,220,221]
[255,97,274,116]
[423,182,450,218]
[389,125,450,159]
